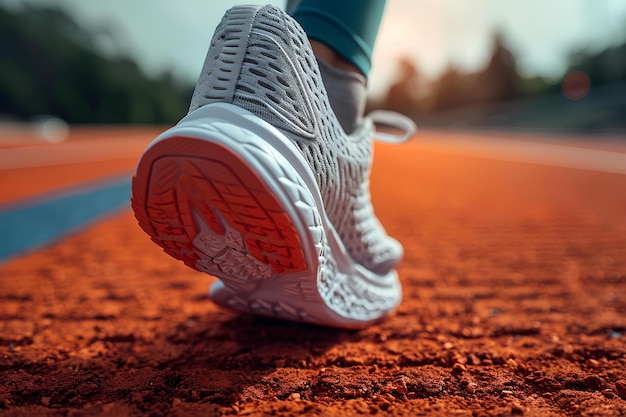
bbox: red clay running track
[1,128,625,416]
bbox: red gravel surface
[1,130,625,416]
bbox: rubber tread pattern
[131,136,306,275]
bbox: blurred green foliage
[0,4,192,124]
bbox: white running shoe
[131,5,415,328]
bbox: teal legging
[287,0,386,78]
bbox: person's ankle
[314,56,366,134]
[310,41,362,76]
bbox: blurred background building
[1,0,625,131]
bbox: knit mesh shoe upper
[189,5,402,274]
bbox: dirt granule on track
[1,136,625,416]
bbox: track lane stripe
[0,176,132,262]
[410,134,626,175]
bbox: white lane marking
[0,138,150,171]
[413,133,626,175]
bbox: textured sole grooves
[132,136,307,278]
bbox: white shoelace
[368,110,417,144]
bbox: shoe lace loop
[368,110,417,144]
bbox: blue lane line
[0,176,132,262]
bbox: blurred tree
[475,33,519,102]
[384,57,423,113]
[429,32,521,111]
[430,66,474,110]
[0,4,192,124]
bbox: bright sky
[4,0,626,97]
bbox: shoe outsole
[134,136,307,275]
[132,103,401,328]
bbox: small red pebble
[615,380,626,400]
